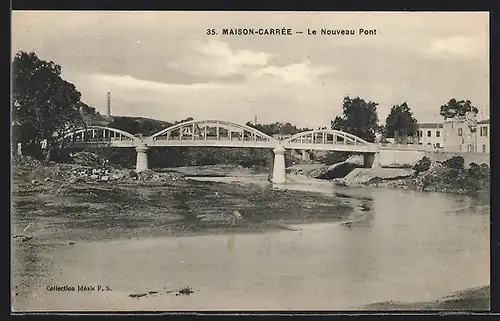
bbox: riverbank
[291,155,490,196]
[12,155,363,244]
[361,285,490,311]
[361,157,490,196]
[12,153,490,243]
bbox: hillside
[83,115,173,136]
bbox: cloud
[251,61,334,85]
[426,36,488,60]
[168,39,271,79]
[91,73,230,93]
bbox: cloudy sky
[12,11,489,128]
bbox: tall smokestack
[254,116,257,125]
[106,92,111,117]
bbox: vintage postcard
[11,11,490,312]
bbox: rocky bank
[12,152,183,190]
[333,156,490,196]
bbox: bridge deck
[148,139,277,149]
[283,142,378,153]
[68,139,378,153]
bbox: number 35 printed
[207,29,217,35]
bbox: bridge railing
[62,126,137,147]
[152,133,272,142]
[284,130,370,146]
[150,119,278,144]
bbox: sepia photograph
[11,11,490,312]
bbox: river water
[12,174,490,311]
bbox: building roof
[477,119,490,124]
[416,123,443,129]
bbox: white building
[442,118,489,153]
[415,123,444,148]
[477,119,490,153]
[385,118,489,154]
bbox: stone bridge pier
[135,143,149,172]
[363,152,380,169]
[272,145,286,184]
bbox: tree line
[12,51,481,160]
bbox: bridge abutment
[363,152,381,169]
[135,144,149,172]
[272,145,286,184]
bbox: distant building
[415,123,444,148]
[442,118,489,153]
[442,120,472,152]
[477,119,490,153]
[381,117,489,154]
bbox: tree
[12,51,84,158]
[331,96,379,142]
[246,121,312,137]
[107,117,141,134]
[79,102,97,116]
[174,117,194,125]
[375,124,387,137]
[78,101,101,126]
[138,119,171,136]
[440,98,478,122]
[385,102,418,141]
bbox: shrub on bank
[386,156,490,194]
[412,156,431,175]
[442,156,465,170]
[468,162,490,180]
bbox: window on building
[461,138,464,144]
[480,126,488,137]
[427,130,431,137]
[436,131,440,137]
[458,128,463,136]
[482,144,486,153]
[418,130,422,137]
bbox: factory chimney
[106,92,111,117]
[254,116,258,125]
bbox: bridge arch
[150,119,278,143]
[62,125,138,142]
[282,129,371,147]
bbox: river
[12,172,490,311]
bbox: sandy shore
[360,285,490,311]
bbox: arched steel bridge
[62,119,379,153]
